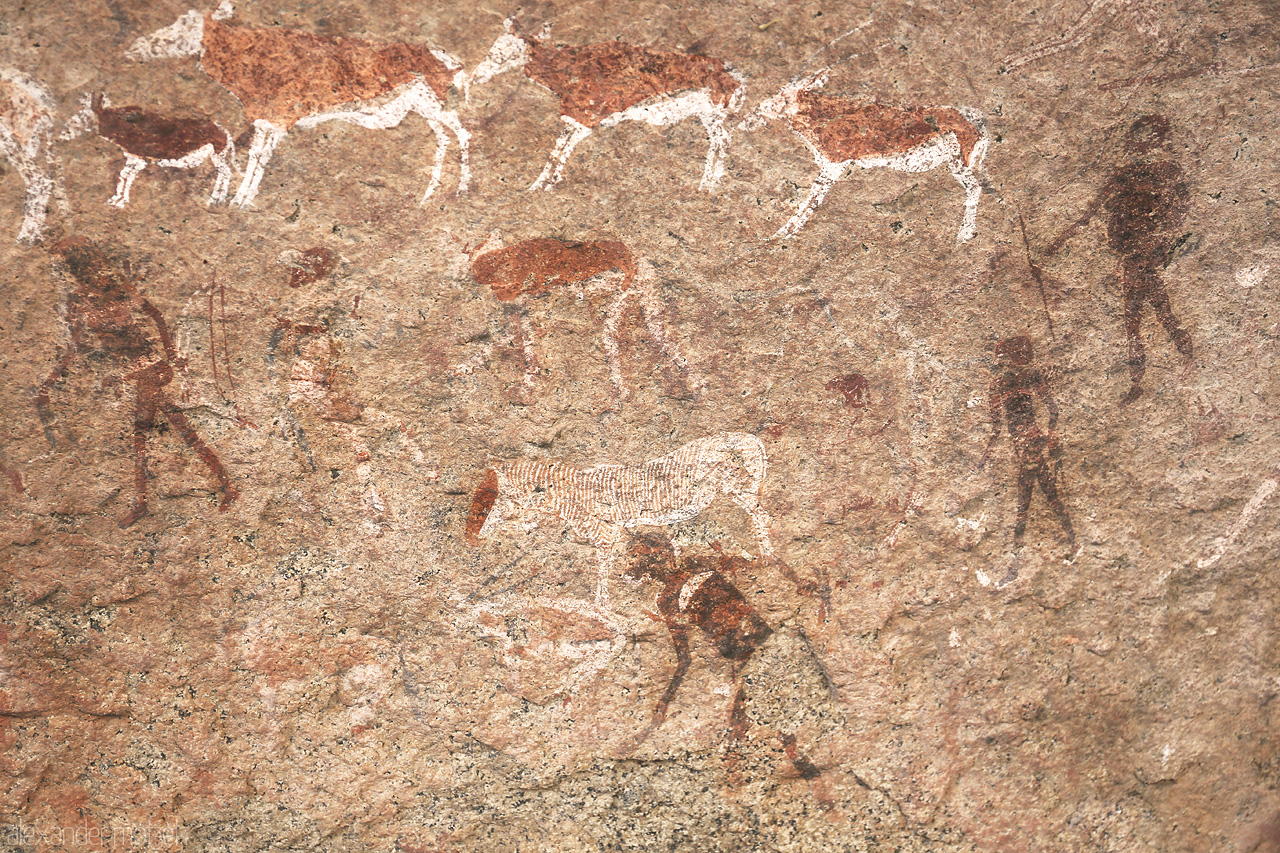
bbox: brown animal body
[200,18,456,128]
[743,71,989,242]
[462,237,694,398]
[67,93,235,208]
[127,5,471,207]
[471,21,745,191]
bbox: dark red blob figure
[984,336,1075,557]
[624,532,821,781]
[1048,115,1193,402]
[36,237,238,526]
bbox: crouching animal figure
[63,93,235,208]
[466,432,774,606]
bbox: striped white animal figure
[741,68,990,243]
[466,432,773,605]
[126,0,470,207]
[469,17,745,191]
[0,68,64,244]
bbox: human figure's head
[995,335,1034,367]
[51,236,133,301]
[624,532,678,583]
[1125,114,1172,156]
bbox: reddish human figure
[623,532,821,781]
[36,237,237,526]
[1047,114,1193,402]
[983,336,1075,557]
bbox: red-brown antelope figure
[0,68,65,244]
[459,235,698,398]
[125,0,470,208]
[741,69,989,243]
[63,93,235,208]
[469,17,744,191]
[465,432,774,607]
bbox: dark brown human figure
[624,532,821,781]
[36,237,237,526]
[983,336,1075,561]
[1046,114,1193,403]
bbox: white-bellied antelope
[742,69,989,243]
[63,93,234,208]
[466,432,774,606]
[0,68,65,244]
[126,0,470,208]
[457,234,698,399]
[470,18,744,191]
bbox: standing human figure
[36,237,238,526]
[623,532,822,782]
[1046,114,1193,402]
[983,336,1075,569]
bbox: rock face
[1,1,1278,850]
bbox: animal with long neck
[742,69,989,243]
[0,68,65,243]
[126,0,470,207]
[470,18,744,191]
[63,92,235,208]
[461,235,697,398]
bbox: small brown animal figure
[470,18,744,191]
[463,235,695,397]
[37,237,238,526]
[127,0,470,207]
[63,93,234,208]
[0,68,65,244]
[623,532,821,780]
[1045,114,1193,403]
[982,336,1075,569]
[826,372,869,408]
[741,69,989,242]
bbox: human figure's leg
[120,384,159,527]
[161,397,238,509]
[1122,263,1149,400]
[1037,464,1076,547]
[1147,276,1193,359]
[1013,459,1036,548]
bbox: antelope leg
[529,117,591,191]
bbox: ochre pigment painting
[2,1,1278,850]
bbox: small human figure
[623,532,822,781]
[36,237,237,526]
[982,336,1075,572]
[1046,114,1193,402]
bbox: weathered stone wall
[1,1,1277,850]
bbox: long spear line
[1017,210,1055,338]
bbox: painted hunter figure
[36,237,238,525]
[623,532,823,783]
[982,336,1075,581]
[1046,114,1193,402]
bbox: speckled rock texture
[1,1,1278,850]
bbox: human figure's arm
[979,376,1004,469]
[138,294,185,370]
[35,316,85,448]
[652,622,691,725]
[1044,183,1109,257]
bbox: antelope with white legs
[470,17,745,191]
[465,432,774,607]
[741,68,989,243]
[455,234,700,399]
[63,93,234,208]
[0,68,65,244]
[126,0,470,208]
